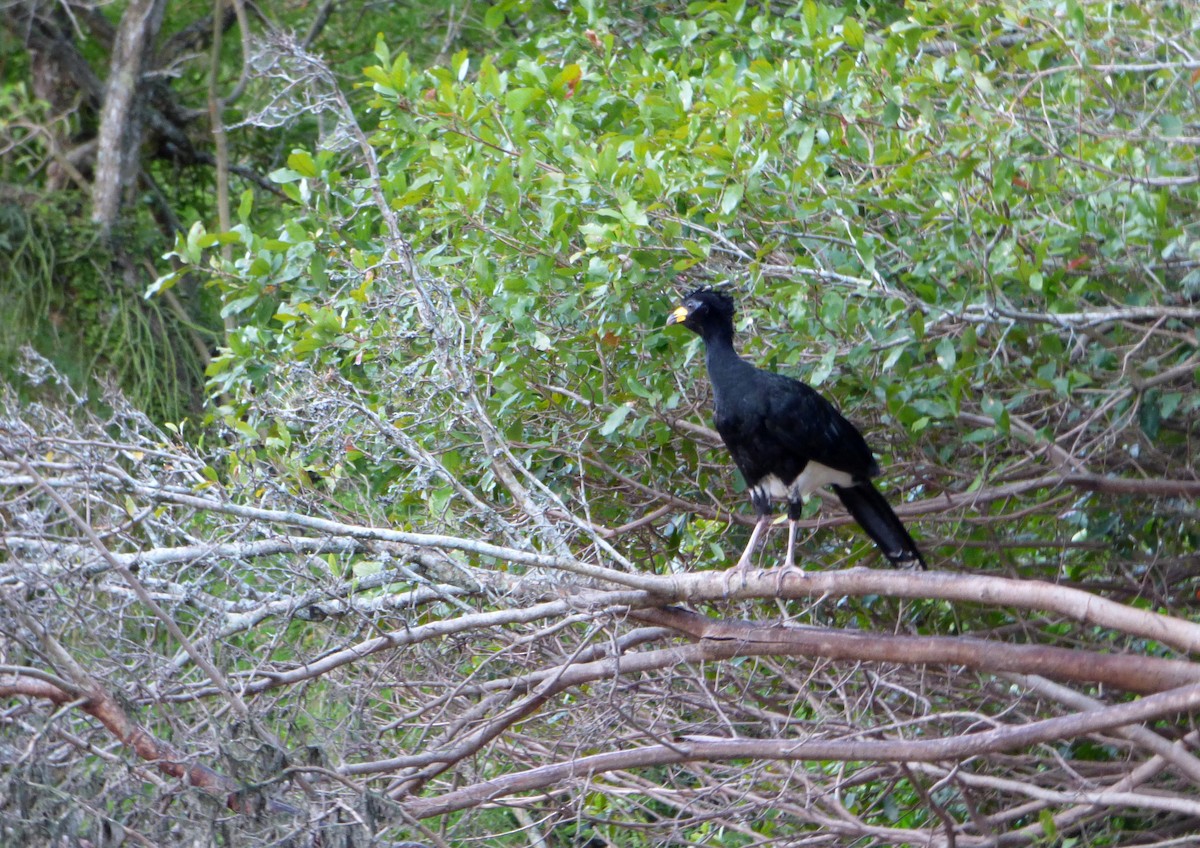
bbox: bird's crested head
[666,287,736,333]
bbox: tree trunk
[91,0,166,234]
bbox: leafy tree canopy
[174,0,1198,579]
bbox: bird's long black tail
[833,482,927,569]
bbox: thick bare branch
[403,681,1200,819]
[0,674,296,816]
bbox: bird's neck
[702,329,749,385]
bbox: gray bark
[91,0,167,233]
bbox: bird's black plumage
[667,287,926,571]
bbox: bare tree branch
[403,681,1200,819]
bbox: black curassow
[667,287,927,573]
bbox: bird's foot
[721,568,735,597]
[774,561,807,594]
[723,558,756,597]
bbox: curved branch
[1003,673,1200,786]
[323,612,1200,784]
[422,612,1200,715]
[403,681,1200,819]
[0,675,296,816]
[964,303,1200,328]
[98,479,1200,658]
[10,458,1200,658]
[675,568,1200,656]
[186,592,647,698]
[1063,474,1200,498]
[157,562,1200,702]
[632,607,1200,694]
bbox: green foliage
[173,0,1198,576]
[0,76,223,421]
[0,198,208,422]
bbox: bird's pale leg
[725,515,768,595]
[774,519,808,593]
[774,495,809,591]
[734,516,768,570]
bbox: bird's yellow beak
[666,305,689,326]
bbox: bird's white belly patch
[757,474,791,500]
[757,462,854,502]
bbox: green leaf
[197,231,241,248]
[373,33,390,65]
[721,183,744,216]
[505,87,541,111]
[1038,809,1058,842]
[269,168,303,184]
[1158,113,1183,137]
[982,396,1010,433]
[599,404,633,437]
[844,17,865,49]
[452,49,470,82]
[935,337,956,371]
[221,294,259,317]
[796,127,815,162]
[550,63,582,98]
[483,3,507,29]
[389,54,410,89]
[479,55,501,96]
[1139,394,1161,439]
[620,199,648,227]
[809,348,836,386]
[145,270,182,299]
[1160,391,1182,420]
[363,65,393,90]
[237,189,254,223]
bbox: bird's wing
[761,375,879,479]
